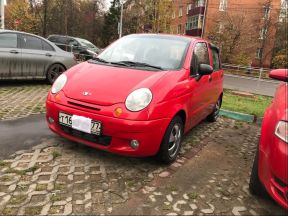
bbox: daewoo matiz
[46,34,224,163]
[250,69,288,209]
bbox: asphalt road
[224,74,280,97]
[0,114,55,159]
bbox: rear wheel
[207,96,222,122]
[157,116,184,164]
[249,148,266,196]
[46,64,66,84]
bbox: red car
[46,34,224,163]
[250,69,288,209]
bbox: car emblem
[83,92,91,96]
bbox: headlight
[125,88,153,112]
[275,121,288,143]
[51,74,67,94]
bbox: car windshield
[97,35,190,71]
[77,38,97,49]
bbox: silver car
[0,30,77,84]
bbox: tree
[207,11,256,64]
[5,0,39,33]
[272,19,288,68]
[102,0,121,46]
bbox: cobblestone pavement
[0,84,50,121]
[0,118,286,215]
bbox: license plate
[59,112,102,136]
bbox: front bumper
[46,99,170,157]
[259,139,288,209]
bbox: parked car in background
[46,34,224,164]
[0,30,77,84]
[250,69,288,209]
[47,35,101,61]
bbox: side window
[191,42,210,76]
[0,33,18,48]
[42,40,55,51]
[211,48,220,71]
[21,35,42,50]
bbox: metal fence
[222,63,271,80]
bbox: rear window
[0,33,17,48]
[42,40,55,51]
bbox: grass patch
[24,207,41,216]
[222,90,272,117]
[0,175,14,182]
[36,184,47,191]
[188,192,198,200]
[51,193,62,202]
[52,150,62,160]
[2,207,13,215]
[54,183,65,191]
[0,160,9,167]
[9,194,27,205]
[4,165,39,176]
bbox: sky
[104,0,111,11]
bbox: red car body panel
[258,69,288,209]
[46,35,223,157]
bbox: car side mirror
[198,64,213,76]
[269,69,288,82]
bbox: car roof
[0,29,66,52]
[125,33,198,42]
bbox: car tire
[207,96,222,122]
[249,148,266,196]
[157,116,184,164]
[46,64,66,84]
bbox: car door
[187,42,211,128]
[209,45,224,106]
[0,32,22,78]
[20,34,55,78]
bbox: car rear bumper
[259,139,288,209]
[46,100,170,157]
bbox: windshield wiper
[91,57,110,64]
[112,61,164,70]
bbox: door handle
[209,76,212,82]
[46,53,52,57]
[10,50,19,54]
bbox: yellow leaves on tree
[5,0,38,33]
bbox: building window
[263,6,271,19]
[219,0,228,11]
[196,0,205,7]
[172,10,176,19]
[256,48,263,59]
[279,0,288,22]
[186,15,204,30]
[179,7,183,17]
[177,24,182,34]
[218,23,224,33]
[259,28,267,39]
[187,4,192,15]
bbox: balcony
[188,6,205,16]
[186,29,202,37]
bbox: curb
[220,109,263,124]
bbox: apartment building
[171,0,285,67]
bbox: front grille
[61,125,111,146]
[274,176,288,188]
[68,101,101,112]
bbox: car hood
[63,62,168,106]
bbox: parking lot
[0,83,286,215]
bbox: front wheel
[46,64,66,84]
[157,116,184,164]
[207,96,222,122]
[249,149,266,196]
